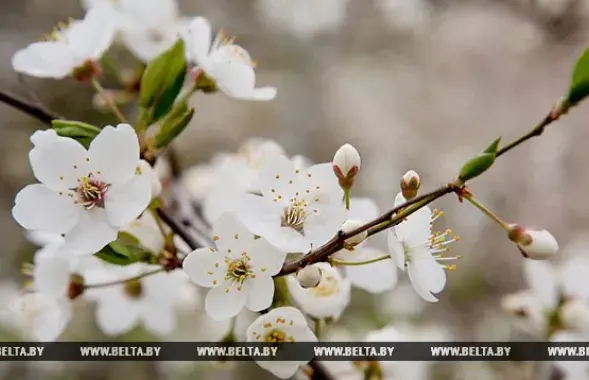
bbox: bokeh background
[1,0,589,378]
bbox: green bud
[458,153,496,182]
[138,39,188,129]
[51,120,101,148]
[483,136,502,154]
[566,48,589,107]
[154,106,195,149]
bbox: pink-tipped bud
[508,224,559,260]
[296,265,322,289]
[332,143,361,190]
[400,170,421,200]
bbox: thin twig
[0,88,60,124]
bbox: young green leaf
[51,120,101,148]
[566,48,589,107]
[458,153,496,182]
[154,106,195,149]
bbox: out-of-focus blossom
[182,17,277,101]
[85,262,187,336]
[82,0,186,62]
[255,0,350,40]
[12,4,116,80]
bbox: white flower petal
[387,230,406,270]
[182,247,225,288]
[258,154,298,199]
[96,293,140,335]
[249,238,287,276]
[141,302,175,336]
[66,4,117,59]
[63,208,118,253]
[208,61,257,99]
[407,250,446,303]
[304,203,348,248]
[235,194,284,241]
[205,281,249,320]
[33,297,71,341]
[28,129,89,191]
[345,248,397,293]
[523,260,558,309]
[249,86,277,101]
[104,174,151,227]
[12,184,80,234]
[88,124,140,185]
[349,197,379,222]
[34,256,70,298]
[305,162,344,204]
[395,204,432,246]
[212,212,256,254]
[12,42,77,78]
[184,16,212,66]
[246,276,274,312]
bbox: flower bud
[508,224,559,260]
[332,143,361,189]
[400,170,421,200]
[340,219,367,249]
[296,265,322,289]
[561,299,589,333]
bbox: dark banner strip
[0,342,587,361]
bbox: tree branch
[0,88,61,124]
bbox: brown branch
[309,361,336,380]
[0,88,61,125]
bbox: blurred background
[1,0,589,379]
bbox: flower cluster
[4,0,578,379]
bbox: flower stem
[462,194,510,231]
[84,268,165,289]
[91,78,127,123]
[329,255,391,267]
[313,318,321,338]
[150,205,171,244]
[344,188,351,210]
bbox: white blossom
[199,139,285,224]
[182,212,286,320]
[12,124,152,254]
[182,17,277,101]
[387,192,460,302]
[8,292,71,342]
[82,0,186,62]
[246,307,317,379]
[12,4,116,80]
[236,154,346,253]
[255,0,350,41]
[85,262,186,336]
[287,263,351,320]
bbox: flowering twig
[277,104,568,276]
[84,268,165,289]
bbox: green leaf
[566,48,589,107]
[51,120,101,148]
[458,153,496,182]
[483,136,502,154]
[138,39,187,128]
[94,246,137,266]
[94,232,152,265]
[154,106,195,149]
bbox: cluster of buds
[507,224,559,260]
[332,143,361,191]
